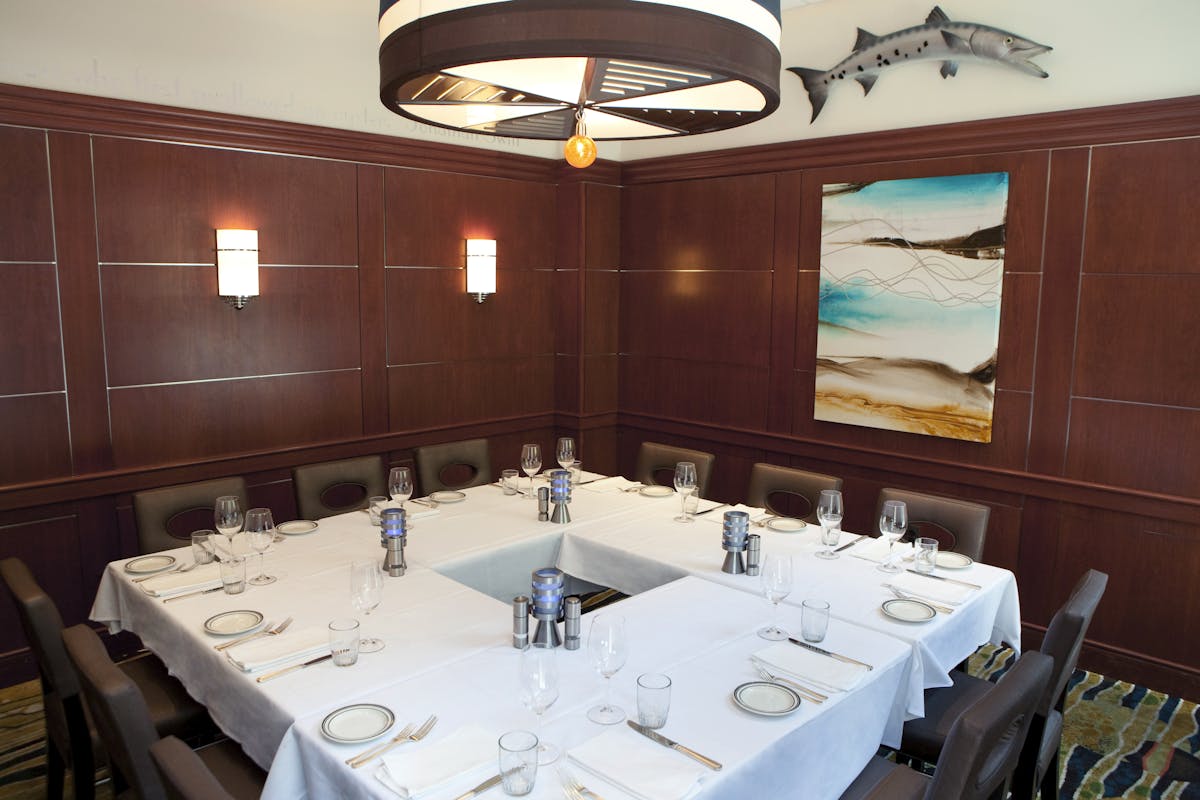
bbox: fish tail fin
[787,67,829,122]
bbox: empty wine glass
[521,443,541,498]
[518,643,560,764]
[388,466,413,511]
[673,462,697,523]
[877,500,908,574]
[351,560,385,653]
[243,508,277,585]
[757,555,793,640]
[586,613,627,724]
[815,489,844,560]
[556,437,576,472]
[213,495,243,559]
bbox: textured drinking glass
[757,555,793,640]
[218,556,246,595]
[351,561,385,653]
[569,460,582,485]
[518,643,559,765]
[388,467,413,510]
[243,508,277,586]
[673,461,698,523]
[501,469,520,495]
[329,618,360,666]
[367,496,389,526]
[521,444,541,499]
[914,537,939,574]
[637,673,672,729]
[190,530,215,564]
[498,731,539,796]
[556,437,576,471]
[877,500,908,574]
[801,599,830,643]
[815,489,844,560]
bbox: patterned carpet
[0,648,1196,799]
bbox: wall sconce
[466,238,496,304]
[216,229,259,310]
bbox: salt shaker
[537,487,550,521]
[746,534,762,576]
[563,596,581,650]
[512,595,530,649]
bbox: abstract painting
[816,173,1009,443]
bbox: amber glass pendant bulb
[564,110,597,169]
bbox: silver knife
[626,720,722,771]
[905,569,981,590]
[787,637,873,670]
[832,535,864,552]
[411,497,438,508]
[255,653,333,683]
[452,774,502,800]
[694,502,729,516]
[162,586,223,603]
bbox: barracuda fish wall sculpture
[789,6,1051,122]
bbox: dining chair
[62,625,264,800]
[874,488,991,561]
[897,569,1109,800]
[634,442,716,498]
[838,650,1053,800]
[150,735,266,800]
[414,438,493,494]
[292,455,385,520]
[746,462,843,523]
[132,477,248,554]
[0,558,210,800]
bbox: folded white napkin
[700,503,765,524]
[753,641,869,693]
[890,571,973,605]
[375,725,495,799]
[226,627,329,673]
[580,476,642,494]
[140,565,223,597]
[850,538,911,563]
[568,727,707,800]
[404,505,440,520]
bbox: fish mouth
[1006,45,1052,78]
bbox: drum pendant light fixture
[378,1,782,168]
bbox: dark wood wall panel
[0,126,53,261]
[621,357,769,430]
[0,514,84,659]
[101,265,362,386]
[1064,399,1200,496]
[384,170,556,268]
[0,395,71,485]
[583,354,619,414]
[92,137,358,265]
[108,371,364,467]
[1084,139,1200,275]
[583,271,619,355]
[387,356,554,430]
[621,174,775,269]
[0,263,63,395]
[584,184,621,270]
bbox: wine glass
[243,508,277,585]
[520,443,541,498]
[815,489,844,560]
[351,560,385,653]
[586,613,627,724]
[556,437,576,472]
[877,500,908,574]
[518,643,560,764]
[388,467,413,511]
[673,462,697,523]
[757,555,793,640]
[213,495,243,559]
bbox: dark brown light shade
[378,0,782,141]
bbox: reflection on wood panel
[620,356,769,430]
[388,356,555,430]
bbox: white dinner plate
[320,703,395,744]
[936,552,974,569]
[277,520,319,536]
[638,485,674,498]
[882,598,936,623]
[203,610,264,637]
[124,555,176,575]
[429,490,466,503]
[732,681,801,716]
[766,517,806,532]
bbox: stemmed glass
[877,500,908,574]
[586,613,628,724]
[388,467,413,511]
[351,560,385,653]
[520,443,541,498]
[815,489,844,560]
[213,495,244,560]
[757,555,793,640]
[243,508,277,585]
[518,643,560,764]
[556,437,576,472]
[673,461,697,523]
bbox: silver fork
[883,584,954,614]
[753,664,827,703]
[558,767,606,800]
[132,561,197,584]
[215,616,294,651]
[621,483,645,492]
[344,721,413,766]
[349,714,437,768]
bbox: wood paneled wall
[0,82,1196,698]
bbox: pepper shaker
[537,487,550,521]
[563,596,581,650]
[512,595,530,649]
[746,534,762,576]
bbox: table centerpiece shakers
[380,508,408,577]
[721,510,750,574]
[530,567,564,647]
[549,469,572,524]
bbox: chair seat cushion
[839,756,930,799]
[196,739,267,799]
[900,668,993,764]
[120,653,212,739]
